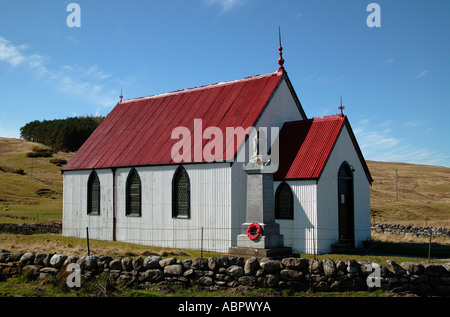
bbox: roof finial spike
[339,96,345,117]
[119,89,123,102]
[278,25,285,72]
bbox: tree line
[20,116,104,152]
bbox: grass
[367,160,450,227]
[1,232,448,264]
[0,137,70,224]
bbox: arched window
[172,166,190,218]
[275,181,294,220]
[87,171,100,215]
[126,168,141,217]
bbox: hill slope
[0,137,449,227]
[0,137,72,223]
[367,160,450,227]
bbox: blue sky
[0,0,449,167]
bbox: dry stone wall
[0,222,62,235]
[1,250,449,296]
[372,223,450,238]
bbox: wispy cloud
[382,58,394,65]
[353,117,449,167]
[300,74,345,85]
[204,0,247,12]
[411,70,428,81]
[0,36,116,108]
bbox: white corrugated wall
[62,169,114,241]
[316,124,371,252]
[114,163,232,253]
[274,180,318,254]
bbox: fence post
[201,227,204,259]
[86,227,90,256]
[428,228,432,262]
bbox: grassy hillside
[0,137,72,224]
[367,160,450,228]
[0,138,449,229]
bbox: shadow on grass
[370,240,450,259]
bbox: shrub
[12,168,25,175]
[49,159,67,166]
[26,147,53,158]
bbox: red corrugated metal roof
[274,115,346,180]
[63,71,284,171]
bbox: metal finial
[278,26,285,72]
[119,89,123,102]
[339,96,345,117]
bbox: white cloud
[353,118,449,167]
[205,0,247,12]
[382,58,394,65]
[411,70,428,81]
[0,36,116,109]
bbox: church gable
[274,115,372,184]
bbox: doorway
[338,162,354,247]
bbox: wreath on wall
[247,223,263,240]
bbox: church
[61,41,373,254]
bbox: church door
[338,162,354,246]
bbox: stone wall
[372,223,450,238]
[1,250,449,296]
[0,222,62,235]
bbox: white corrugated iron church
[62,39,373,254]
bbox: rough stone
[159,257,177,268]
[259,258,280,274]
[423,263,445,276]
[322,259,336,277]
[11,252,24,262]
[164,264,184,277]
[98,256,112,269]
[309,259,323,274]
[280,269,302,281]
[39,267,59,275]
[335,259,346,272]
[192,257,208,270]
[385,260,405,275]
[143,256,162,270]
[244,257,259,276]
[121,257,133,271]
[50,254,67,269]
[144,269,164,283]
[63,255,80,266]
[34,253,47,266]
[132,256,144,271]
[109,257,123,270]
[84,256,99,271]
[400,262,424,275]
[346,259,360,274]
[19,253,35,265]
[208,257,220,271]
[227,265,244,277]
[0,252,10,263]
[281,257,308,270]
[182,259,192,270]
[22,265,39,279]
[199,276,214,286]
